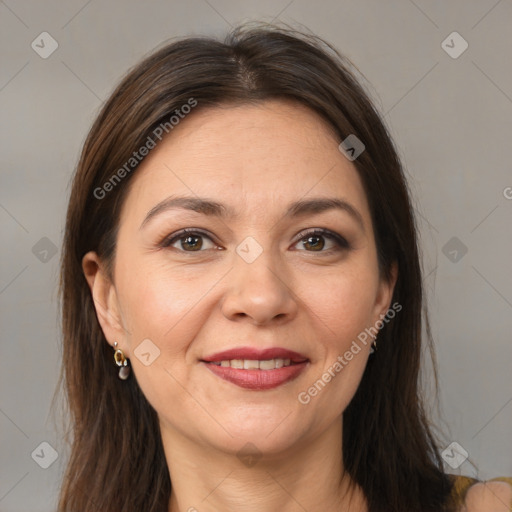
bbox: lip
[202,361,309,390]
[200,346,310,391]
[201,347,308,363]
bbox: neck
[163,416,367,512]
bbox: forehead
[120,100,371,225]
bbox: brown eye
[302,234,325,251]
[294,229,349,253]
[178,234,203,251]
[162,229,217,252]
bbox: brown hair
[58,21,454,512]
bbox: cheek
[301,264,379,344]
[294,264,377,411]
[114,262,207,417]
[120,271,201,348]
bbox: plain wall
[1,1,511,510]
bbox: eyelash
[160,228,350,254]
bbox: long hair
[58,21,454,512]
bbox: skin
[83,99,398,512]
[462,481,512,512]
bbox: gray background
[1,1,511,510]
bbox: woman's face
[85,99,396,457]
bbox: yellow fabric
[449,474,512,509]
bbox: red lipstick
[202,347,308,363]
[200,346,309,390]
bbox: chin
[210,428,304,460]
[208,411,307,454]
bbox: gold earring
[113,342,131,380]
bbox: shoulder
[449,474,512,511]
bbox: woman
[58,22,511,511]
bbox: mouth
[200,347,310,390]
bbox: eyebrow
[140,195,365,232]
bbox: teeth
[259,359,276,370]
[209,358,296,370]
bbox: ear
[82,251,128,350]
[372,260,398,324]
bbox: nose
[221,249,298,326]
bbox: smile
[208,358,299,369]
[202,359,309,390]
[200,346,310,390]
